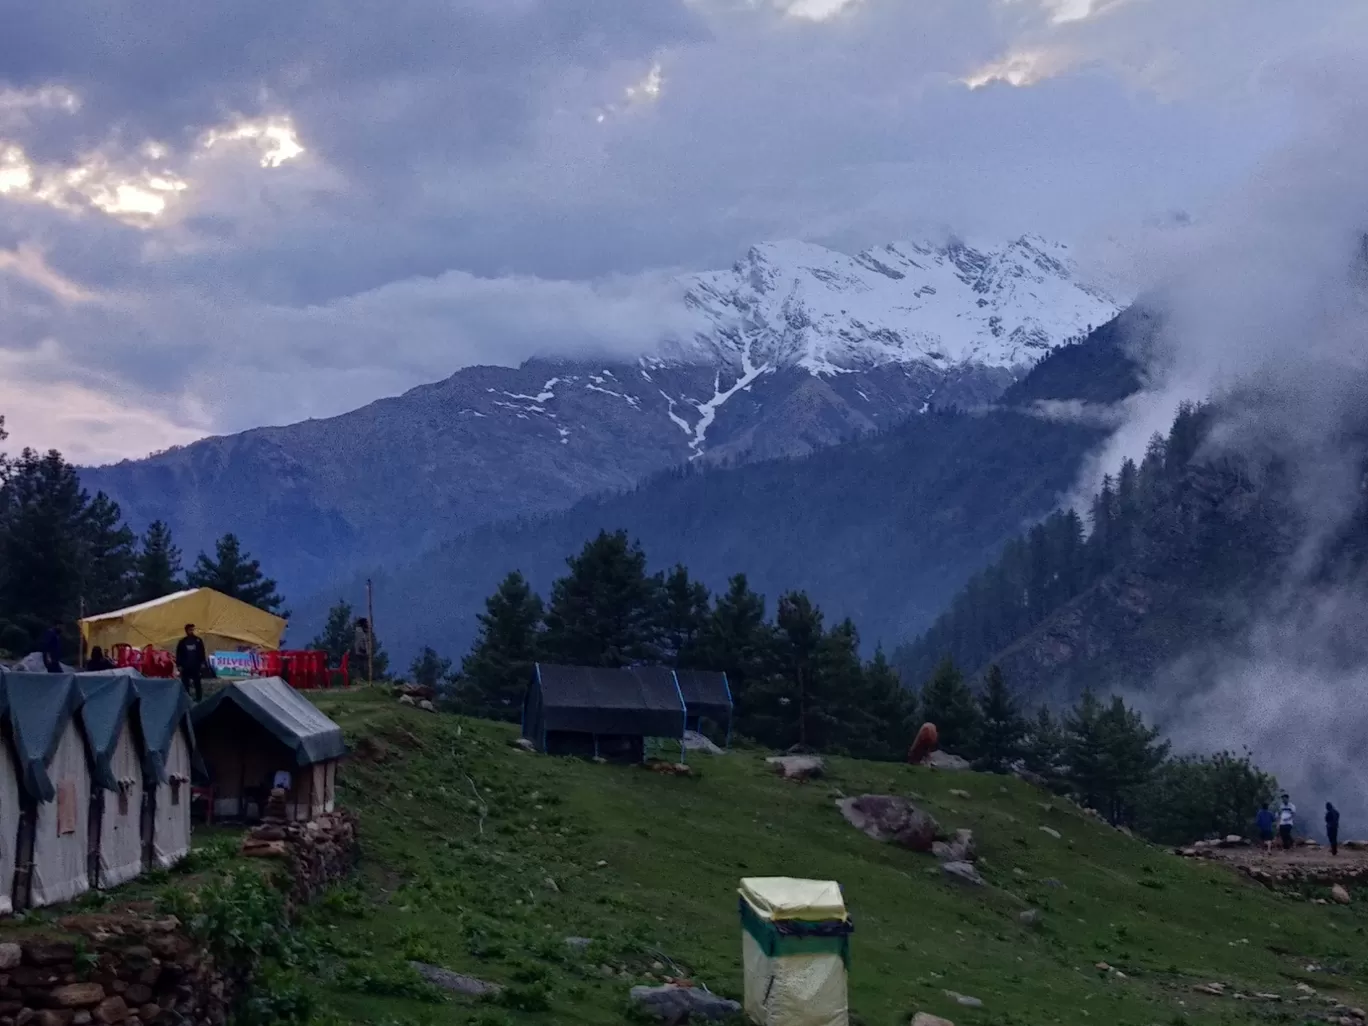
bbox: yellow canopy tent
[79,589,287,656]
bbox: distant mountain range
[291,315,1145,664]
[81,235,1120,604]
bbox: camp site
[2,569,1368,1025]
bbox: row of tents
[0,668,196,912]
[0,670,348,914]
[523,664,733,760]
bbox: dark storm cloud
[0,0,706,165]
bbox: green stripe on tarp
[739,898,852,967]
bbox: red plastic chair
[112,644,141,670]
[257,651,284,678]
[329,650,350,689]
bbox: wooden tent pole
[366,578,375,687]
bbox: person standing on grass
[1326,802,1341,856]
[40,622,63,672]
[1256,802,1276,853]
[1277,792,1297,851]
[175,623,208,702]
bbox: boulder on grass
[925,751,972,771]
[932,829,977,863]
[767,755,825,781]
[838,795,939,852]
[629,984,741,1022]
[941,861,985,886]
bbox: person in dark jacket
[1256,802,1276,853]
[1326,802,1341,856]
[40,623,63,672]
[175,623,208,701]
[86,646,115,672]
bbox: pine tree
[188,534,286,614]
[1063,691,1169,825]
[459,571,544,722]
[660,564,710,667]
[80,493,135,614]
[919,657,981,757]
[542,530,660,667]
[1021,705,1064,780]
[132,520,183,604]
[0,449,89,639]
[409,646,453,688]
[859,647,918,761]
[975,664,1025,773]
[776,591,824,749]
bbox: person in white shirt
[1277,793,1296,851]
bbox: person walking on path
[1326,802,1341,856]
[1277,793,1297,851]
[175,623,208,702]
[1256,802,1276,853]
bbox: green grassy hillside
[302,690,1368,1026]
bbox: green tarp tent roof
[191,677,345,767]
[75,671,202,787]
[0,669,84,802]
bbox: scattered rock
[0,944,20,970]
[543,876,560,893]
[1332,885,1351,905]
[408,962,502,997]
[1296,983,1317,995]
[925,751,971,771]
[838,795,940,852]
[932,830,976,863]
[683,731,724,755]
[944,991,983,1008]
[767,755,825,781]
[910,1016,955,1026]
[565,937,593,950]
[941,861,985,887]
[417,699,436,713]
[1019,909,1042,928]
[512,737,536,752]
[1039,826,1061,839]
[1095,962,1111,972]
[1043,878,1064,888]
[398,695,416,707]
[629,984,741,1022]
[1193,982,1226,996]
[949,789,971,800]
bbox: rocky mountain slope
[293,317,1143,662]
[81,236,1119,599]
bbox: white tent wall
[326,761,337,814]
[153,727,192,869]
[30,720,91,907]
[0,749,19,915]
[97,720,144,889]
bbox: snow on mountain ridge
[675,234,1122,377]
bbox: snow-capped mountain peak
[675,234,1121,376]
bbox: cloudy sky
[0,0,1363,464]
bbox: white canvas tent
[77,675,144,888]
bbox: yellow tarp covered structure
[740,878,851,1026]
[80,589,287,655]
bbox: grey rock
[398,695,416,707]
[513,737,536,752]
[944,991,983,1008]
[629,984,742,1022]
[941,861,985,886]
[839,795,940,852]
[1039,826,1061,839]
[768,755,825,780]
[1019,909,1042,928]
[910,1015,956,1026]
[408,962,501,996]
[0,942,20,969]
[925,751,972,771]
[683,730,725,755]
[564,937,593,950]
[417,699,436,712]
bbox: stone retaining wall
[0,915,229,1026]
[241,808,359,909]
[0,808,361,1026]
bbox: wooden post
[363,582,374,686]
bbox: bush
[1133,750,1278,845]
